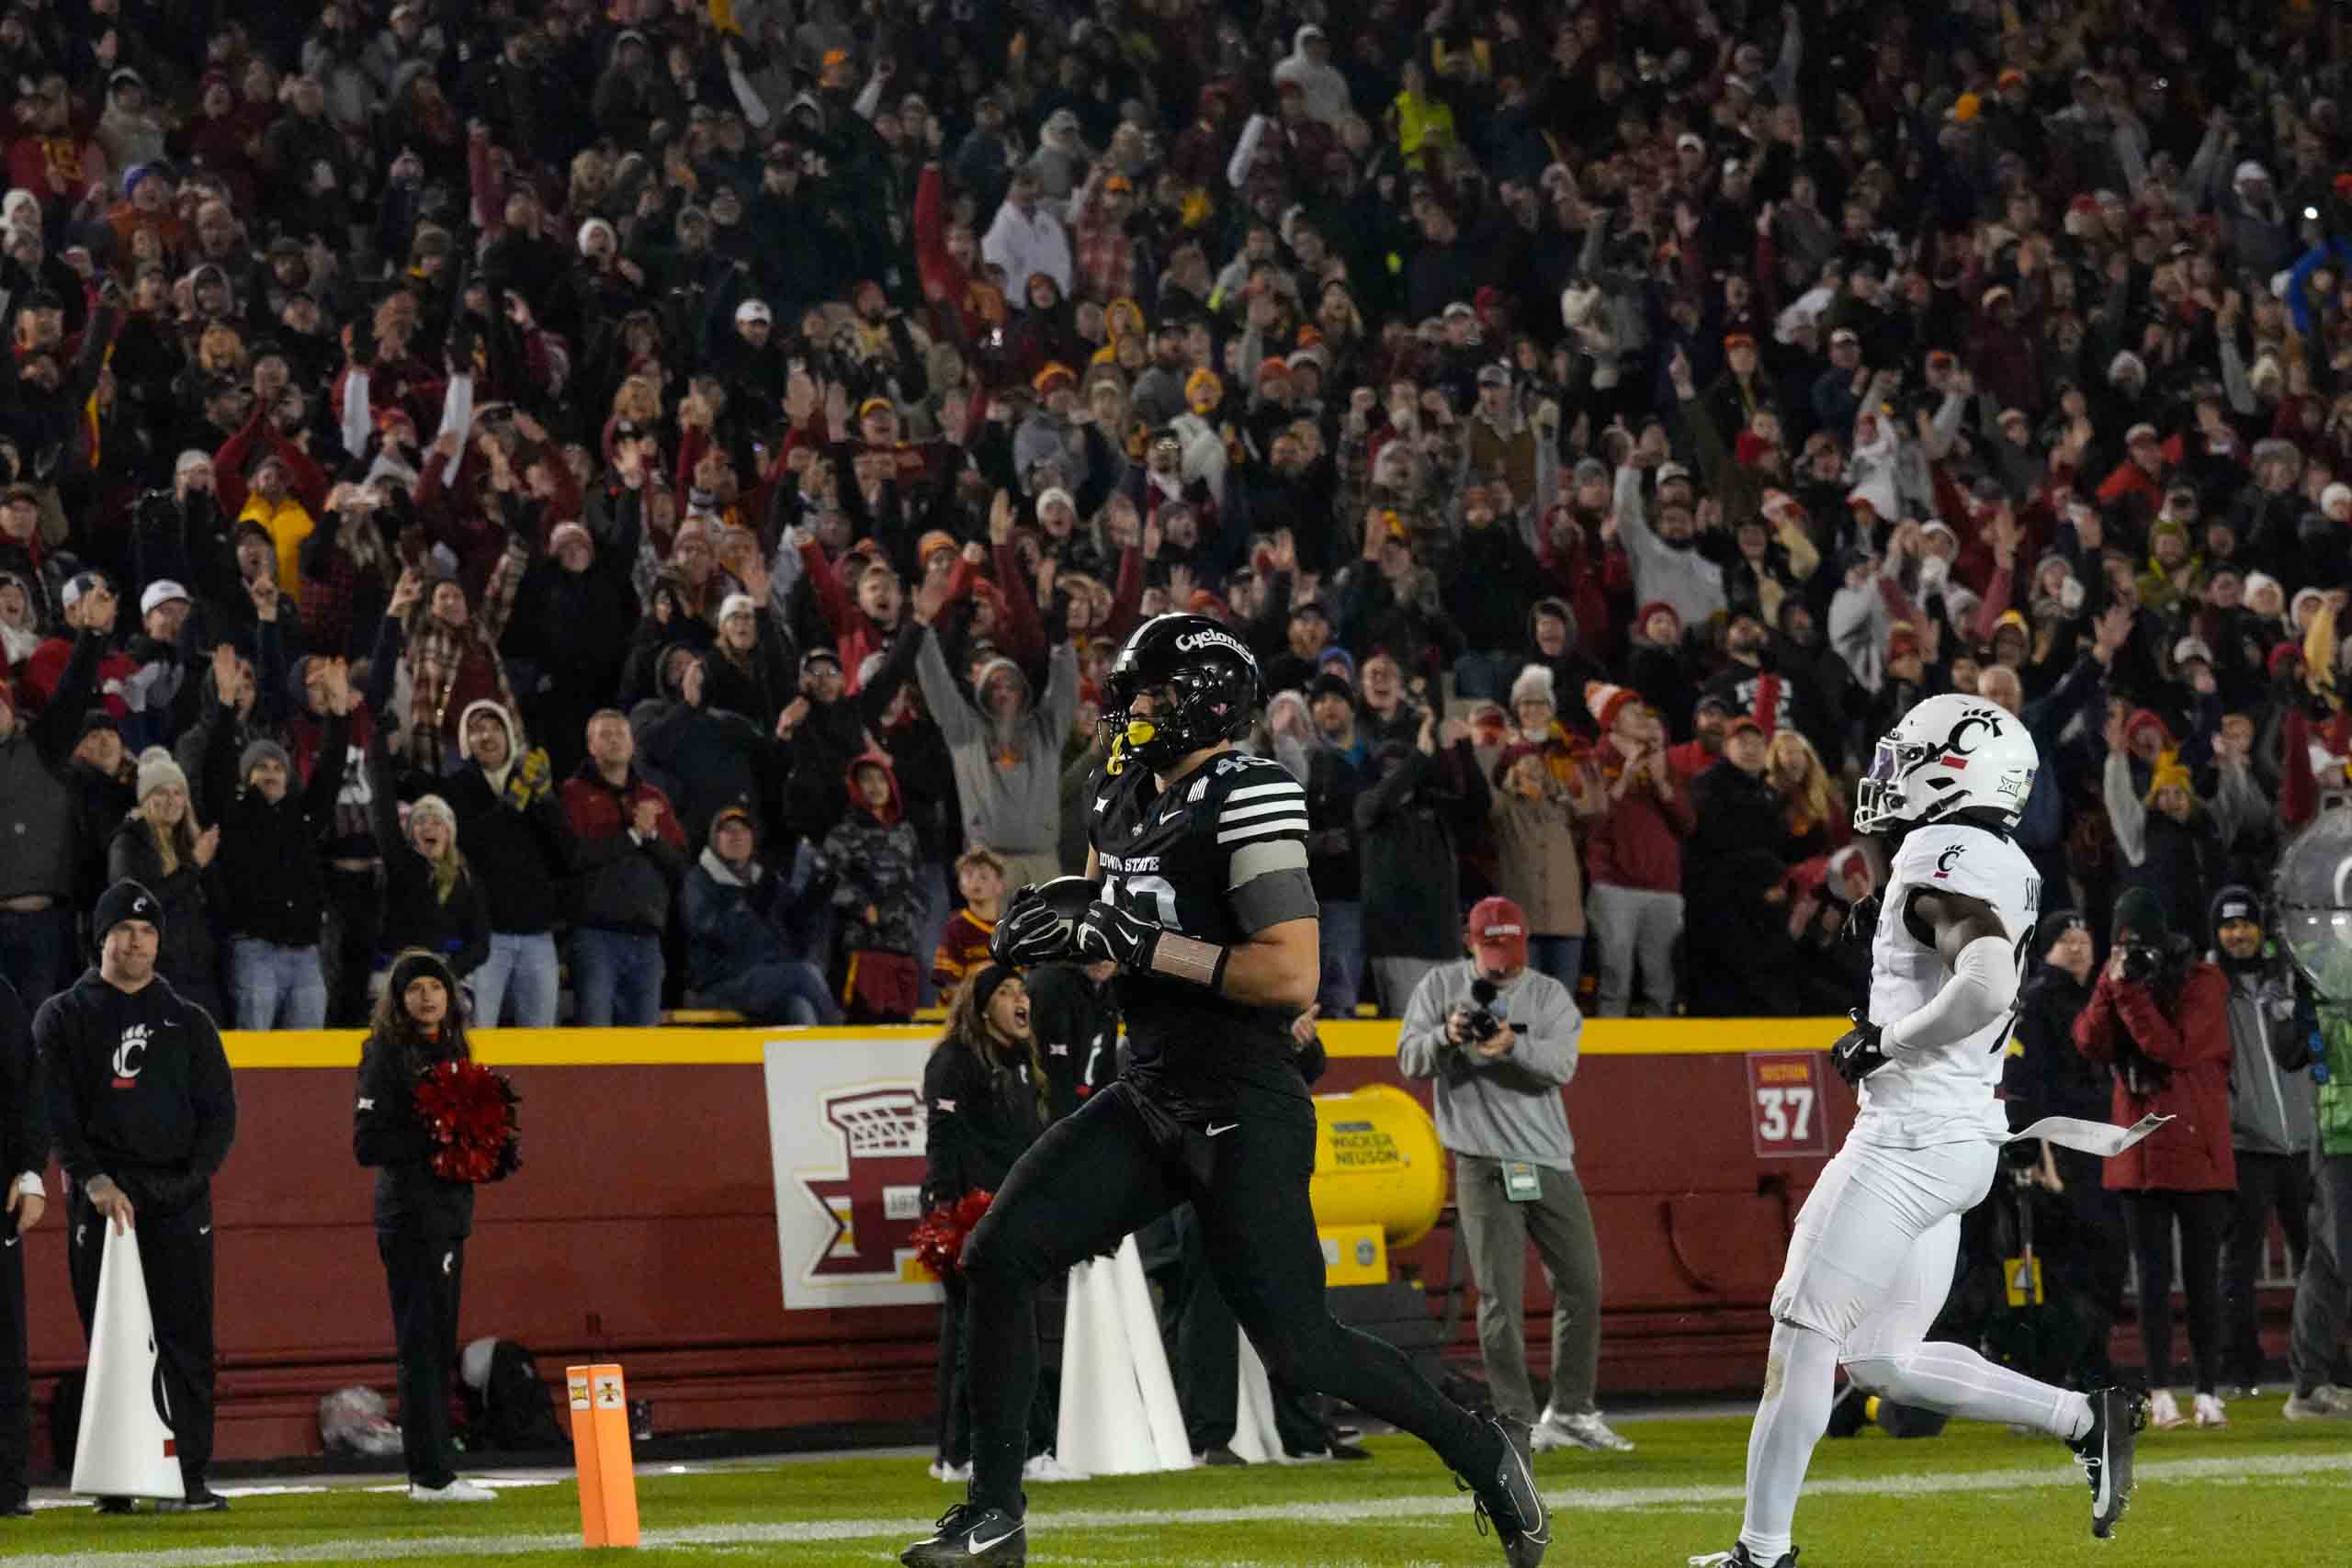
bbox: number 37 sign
[1747,1052,1829,1159]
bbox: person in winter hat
[682,806,839,1026]
[36,875,237,1508]
[365,732,490,991]
[2207,886,2315,1396]
[2073,885,2235,1430]
[106,747,225,1021]
[353,948,500,1504]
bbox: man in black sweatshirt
[36,879,238,1512]
[0,976,47,1517]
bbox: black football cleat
[1686,1547,1797,1567]
[901,1500,1026,1565]
[92,1496,134,1515]
[2070,1386,2145,1539]
[1460,1417,1549,1566]
[158,1488,230,1513]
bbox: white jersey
[1855,821,2040,1146]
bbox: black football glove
[989,886,1074,967]
[1073,900,1162,973]
[1829,1010,1888,1089]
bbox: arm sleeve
[1217,770,1317,934]
[352,1042,430,1168]
[40,1003,100,1184]
[912,625,981,745]
[1879,931,2019,1055]
[1396,965,1450,1079]
[1505,980,1581,1086]
[921,1049,978,1208]
[2101,750,2149,866]
[184,1013,238,1179]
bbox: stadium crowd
[0,0,2345,1038]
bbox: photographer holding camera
[1397,897,1632,1454]
[2073,886,2235,1430]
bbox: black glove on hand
[1074,901,1161,972]
[1829,1010,1888,1089]
[989,887,1075,966]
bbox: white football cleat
[2192,1392,2228,1428]
[409,1478,495,1503]
[2145,1389,2184,1429]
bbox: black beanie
[967,962,1014,1019]
[91,879,164,947]
[386,948,460,1009]
[2112,886,2169,941]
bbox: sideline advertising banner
[764,1036,944,1311]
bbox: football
[1018,874,1103,947]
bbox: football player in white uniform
[1691,694,2150,1568]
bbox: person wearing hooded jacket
[2074,886,2236,1430]
[2209,886,2315,1397]
[353,949,497,1504]
[442,699,573,1029]
[39,879,236,1510]
[822,753,925,1021]
[908,591,1077,890]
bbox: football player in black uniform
[902,615,1548,1568]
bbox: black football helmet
[1101,613,1266,773]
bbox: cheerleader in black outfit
[354,949,497,1503]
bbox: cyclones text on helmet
[1101,613,1266,774]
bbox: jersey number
[1101,873,1182,931]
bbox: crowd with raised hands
[0,0,2345,1035]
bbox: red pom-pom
[412,1060,523,1184]
[910,1188,994,1280]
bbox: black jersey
[1087,748,1319,1116]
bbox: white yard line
[11,1450,2350,1567]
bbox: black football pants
[66,1187,216,1495]
[380,1230,465,1490]
[959,1081,1492,1514]
[0,1219,26,1506]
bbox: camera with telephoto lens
[1462,978,1504,1043]
[2120,942,2165,983]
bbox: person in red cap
[1398,895,1631,1456]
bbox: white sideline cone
[73,1223,184,1500]
[1227,1327,1284,1463]
[1055,1235,1193,1477]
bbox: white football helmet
[1853,692,2039,836]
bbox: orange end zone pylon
[567,1362,641,1547]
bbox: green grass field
[5,1404,2350,1566]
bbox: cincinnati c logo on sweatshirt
[111,1025,152,1089]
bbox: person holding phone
[1579,685,1691,1018]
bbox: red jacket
[2073,960,2236,1193]
[1582,747,1693,894]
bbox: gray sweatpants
[1455,1154,1604,1425]
[2290,1150,2352,1396]
[1586,883,1681,1018]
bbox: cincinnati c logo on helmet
[1923,706,2005,773]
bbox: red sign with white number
[1747,1053,1829,1159]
